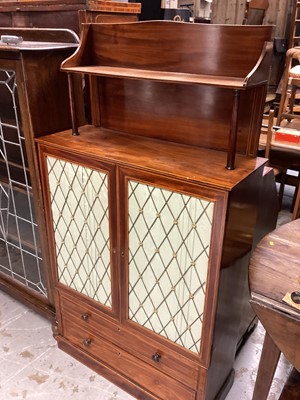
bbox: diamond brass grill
[0,69,46,296]
[47,157,112,307]
[128,180,214,353]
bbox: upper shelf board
[61,21,273,89]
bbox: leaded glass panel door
[0,65,46,298]
[45,153,117,314]
[120,168,226,361]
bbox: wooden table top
[260,118,300,154]
[249,219,300,311]
[259,131,300,153]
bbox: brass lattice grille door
[128,180,214,354]
[46,157,112,308]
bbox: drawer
[63,317,196,400]
[59,291,200,390]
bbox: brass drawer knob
[81,313,90,321]
[83,338,92,347]
[152,352,161,363]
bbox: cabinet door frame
[118,166,228,367]
[38,145,119,319]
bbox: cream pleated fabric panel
[47,157,112,307]
[128,180,214,353]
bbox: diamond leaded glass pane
[47,157,111,307]
[128,180,214,353]
[0,69,46,296]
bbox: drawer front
[59,292,200,390]
[63,317,196,400]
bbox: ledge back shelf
[62,21,273,170]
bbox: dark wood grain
[36,125,267,191]
[61,22,272,161]
[249,219,300,302]
[79,9,139,30]
[59,290,199,390]
[0,27,79,43]
[279,368,300,400]
[250,219,300,400]
[62,319,196,400]
[63,22,272,79]
[0,2,85,34]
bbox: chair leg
[292,184,300,220]
[288,85,297,120]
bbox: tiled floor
[0,184,296,400]
[0,290,293,400]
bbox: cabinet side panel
[205,164,272,400]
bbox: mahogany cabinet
[36,22,277,399]
[0,28,84,318]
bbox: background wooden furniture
[211,0,290,38]
[0,1,141,34]
[246,0,269,25]
[260,110,288,209]
[0,27,84,319]
[249,218,300,399]
[289,0,300,48]
[277,48,300,126]
[81,1,141,24]
[0,1,85,35]
[259,106,300,214]
[37,21,277,400]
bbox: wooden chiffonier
[0,28,83,317]
[36,22,277,399]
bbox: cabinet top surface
[0,27,80,49]
[0,41,78,51]
[37,125,266,191]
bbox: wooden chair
[292,182,300,219]
[264,110,300,216]
[263,109,286,207]
[277,48,300,126]
[246,0,269,25]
